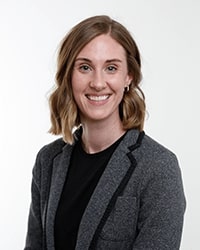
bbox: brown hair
[49,15,145,144]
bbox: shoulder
[33,138,67,175]
[125,129,179,167]
[136,132,183,188]
[32,138,69,185]
[33,130,81,173]
[125,130,182,182]
[142,133,178,163]
[36,137,67,163]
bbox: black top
[54,135,125,250]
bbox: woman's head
[49,15,145,144]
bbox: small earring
[124,85,130,92]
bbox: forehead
[76,34,127,60]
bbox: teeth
[87,95,109,101]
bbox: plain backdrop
[0,0,199,249]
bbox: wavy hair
[49,15,145,144]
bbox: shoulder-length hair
[49,15,146,144]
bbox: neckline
[78,131,127,157]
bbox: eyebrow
[75,57,122,63]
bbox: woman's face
[71,34,132,125]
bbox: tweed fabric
[24,129,186,250]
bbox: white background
[0,0,199,249]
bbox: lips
[86,95,110,101]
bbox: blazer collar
[45,142,74,249]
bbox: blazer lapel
[75,129,142,250]
[45,143,74,249]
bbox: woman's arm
[132,153,186,250]
[24,139,65,250]
[24,155,43,250]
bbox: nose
[89,71,106,91]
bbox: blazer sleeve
[132,152,186,250]
[24,138,66,250]
[24,152,43,250]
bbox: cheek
[108,76,125,92]
[72,71,89,91]
[71,75,86,107]
[71,74,81,94]
[71,81,79,105]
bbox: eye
[79,64,91,72]
[106,65,117,73]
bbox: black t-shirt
[54,135,125,250]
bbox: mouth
[86,95,110,101]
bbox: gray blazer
[24,129,186,250]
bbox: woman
[24,15,186,250]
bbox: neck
[81,119,126,154]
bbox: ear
[125,74,133,87]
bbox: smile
[86,95,110,101]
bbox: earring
[124,85,130,92]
